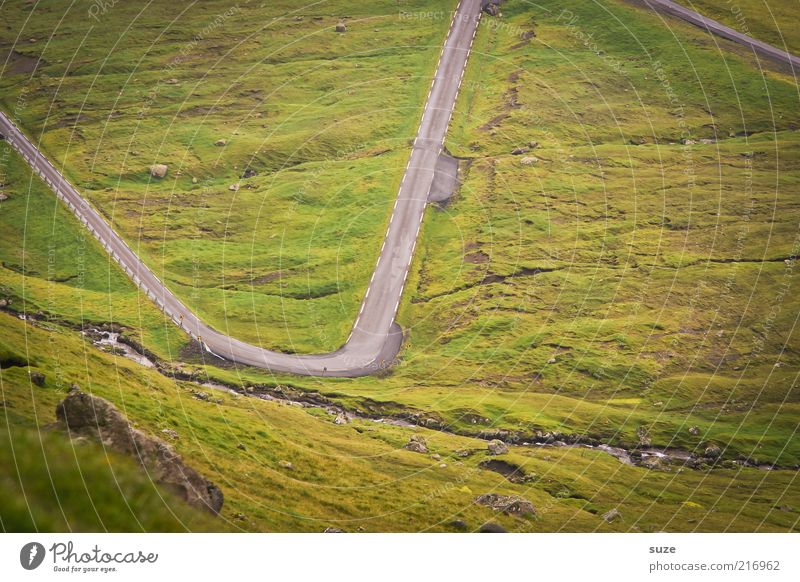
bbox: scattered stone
[487,439,509,456]
[324,527,344,533]
[29,370,46,387]
[54,389,223,513]
[640,456,665,470]
[165,78,179,84]
[236,443,246,451]
[149,164,168,178]
[602,508,622,523]
[431,453,441,461]
[637,426,651,447]
[193,391,211,401]
[456,449,472,458]
[520,156,538,165]
[688,425,701,436]
[241,168,258,179]
[511,146,529,155]
[192,177,198,184]
[483,2,500,16]
[233,512,247,521]
[682,138,697,145]
[448,519,468,531]
[439,463,448,468]
[704,443,722,458]
[475,493,536,516]
[229,183,240,192]
[279,460,294,470]
[479,522,507,533]
[0,192,8,202]
[214,138,228,146]
[547,357,557,364]
[404,434,428,454]
[161,428,179,440]
[333,412,349,425]
[0,298,8,307]
[528,140,539,149]
[335,22,347,33]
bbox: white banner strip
[0,533,797,581]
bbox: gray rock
[520,156,538,165]
[704,443,722,458]
[475,493,535,516]
[214,139,227,146]
[229,183,240,192]
[0,192,9,201]
[404,434,428,453]
[324,527,345,533]
[479,522,507,533]
[29,370,46,387]
[335,22,346,33]
[511,146,529,155]
[688,425,700,436]
[161,428,179,440]
[637,426,651,447]
[602,508,622,523]
[55,389,223,513]
[149,164,168,178]
[487,439,509,455]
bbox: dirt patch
[2,49,43,75]
[479,458,530,483]
[464,251,489,264]
[250,271,284,285]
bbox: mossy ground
[1,0,798,531]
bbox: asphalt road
[0,0,483,377]
[643,0,800,69]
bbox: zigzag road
[0,0,484,377]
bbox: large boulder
[55,389,223,514]
[404,434,428,453]
[475,493,535,516]
[149,164,168,178]
[487,439,508,455]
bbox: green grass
[1,0,457,353]
[0,422,223,532]
[1,310,797,532]
[1,0,799,531]
[675,0,800,56]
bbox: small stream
[83,324,786,472]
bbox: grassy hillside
[674,0,800,56]
[1,0,799,532]
[1,0,457,353]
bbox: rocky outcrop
[475,493,535,516]
[335,22,347,33]
[54,388,223,514]
[487,439,509,455]
[404,434,428,453]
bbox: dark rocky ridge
[55,388,223,514]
